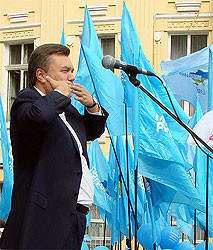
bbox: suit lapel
[58,113,81,155]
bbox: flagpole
[206,47,212,250]
[142,177,157,250]
[194,172,197,246]
[124,100,132,250]
[120,232,122,250]
[205,154,209,250]
[134,165,138,250]
[104,215,107,246]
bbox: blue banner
[0,96,14,221]
[88,139,112,214]
[161,45,213,114]
[81,44,132,136]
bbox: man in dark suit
[0,44,108,249]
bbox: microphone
[102,55,155,76]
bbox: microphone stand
[126,71,213,250]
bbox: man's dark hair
[28,43,70,87]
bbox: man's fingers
[46,76,57,88]
[46,75,55,84]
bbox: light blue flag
[121,2,189,168]
[60,27,66,46]
[175,97,203,240]
[72,5,103,114]
[187,96,203,170]
[126,136,146,231]
[174,205,194,241]
[105,136,145,243]
[121,2,205,244]
[209,46,213,111]
[0,96,13,221]
[98,136,136,245]
[165,98,213,240]
[88,139,112,214]
[195,159,213,238]
[86,210,90,228]
[81,44,132,136]
[97,137,122,245]
[115,136,132,238]
[192,98,213,237]
[73,6,131,136]
[102,136,130,243]
[191,97,204,172]
[161,45,213,114]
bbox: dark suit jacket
[0,87,108,249]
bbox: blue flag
[0,96,14,221]
[60,27,66,46]
[81,44,132,136]
[190,97,204,172]
[73,6,131,136]
[88,139,112,214]
[121,2,189,167]
[195,158,213,237]
[86,210,91,228]
[164,98,213,240]
[209,46,213,111]
[97,137,122,245]
[121,2,205,245]
[161,45,213,114]
[72,5,103,114]
[125,136,146,231]
[191,98,213,236]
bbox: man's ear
[36,68,46,84]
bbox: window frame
[167,31,209,60]
[98,35,115,57]
[2,40,34,122]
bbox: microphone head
[102,55,116,69]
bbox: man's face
[44,54,75,93]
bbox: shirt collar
[34,86,45,96]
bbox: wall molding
[87,5,108,16]
[175,1,201,12]
[1,29,34,40]
[78,23,115,33]
[67,17,121,24]
[7,12,29,23]
[0,23,41,31]
[155,12,213,19]
[168,20,209,28]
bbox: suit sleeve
[84,106,109,141]
[11,89,71,133]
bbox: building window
[170,34,207,60]
[170,34,207,116]
[5,42,34,121]
[100,37,115,57]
